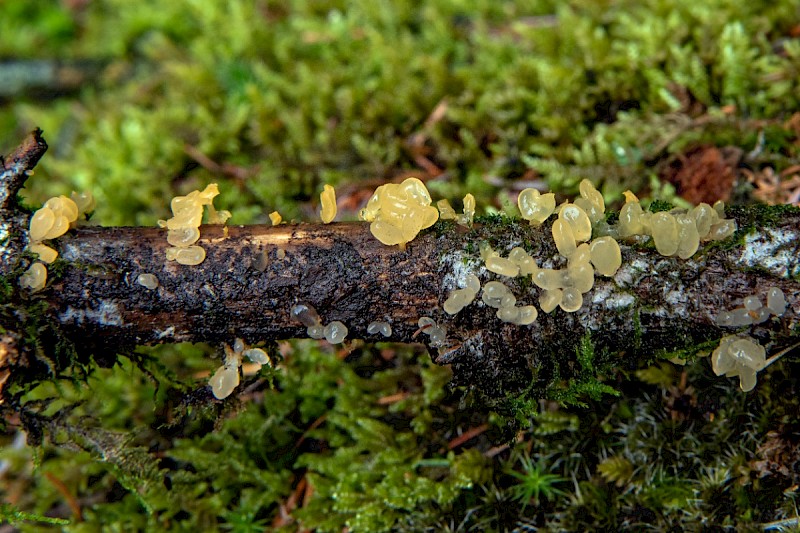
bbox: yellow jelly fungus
[210,364,239,399]
[589,237,622,277]
[767,287,787,316]
[690,203,716,238]
[509,247,538,276]
[650,212,679,256]
[458,193,476,227]
[675,215,700,259]
[269,211,282,226]
[29,207,55,242]
[359,177,439,247]
[19,262,47,292]
[167,227,201,247]
[558,203,592,242]
[485,256,520,277]
[618,200,645,237]
[28,243,58,264]
[534,268,564,291]
[518,188,557,226]
[136,273,159,290]
[552,219,577,258]
[42,214,70,240]
[437,199,457,220]
[166,245,206,266]
[560,287,583,312]
[44,196,79,223]
[482,281,516,309]
[71,191,96,216]
[320,184,337,224]
[277,248,286,259]
[539,289,562,313]
[622,190,639,203]
[564,262,594,293]
[579,179,605,213]
[291,303,321,328]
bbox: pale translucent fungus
[485,256,520,277]
[210,365,239,400]
[136,273,159,290]
[482,281,515,308]
[552,219,577,258]
[437,199,457,220]
[569,244,591,267]
[71,191,96,216]
[324,321,348,344]
[167,227,201,247]
[564,262,594,293]
[458,193,476,226]
[578,179,605,215]
[167,245,206,266]
[618,200,644,237]
[427,326,447,346]
[418,316,436,328]
[29,207,55,242]
[28,243,58,264]
[444,289,470,315]
[277,248,286,259]
[233,338,245,354]
[497,306,520,323]
[539,289,562,313]
[243,348,270,366]
[766,287,787,316]
[560,287,583,312]
[320,184,337,223]
[706,219,736,241]
[307,325,325,339]
[711,335,767,392]
[291,303,321,327]
[514,305,538,325]
[589,237,622,277]
[690,203,716,238]
[518,188,556,225]
[558,204,592,242]
[743,296,761,311]
[253,250,269,271]
[479,242,497,261]
[465,274,481,293]
[534,268,564,291]
[19,262,47,292]
[651,212,679,256]
[713,200,726,219]
[269,211,282,225]
[675,214,700,259]
[367,321,392,337]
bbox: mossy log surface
[2,131,799,401]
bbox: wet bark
[1,131,799,402]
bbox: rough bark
[1,131,799,402]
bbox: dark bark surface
[2,131,799,401]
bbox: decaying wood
[1,131,798,402]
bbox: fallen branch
[1,131,798,405]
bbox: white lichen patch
[60,300,123,326]
[739,228,799,279]
[590,284,635,310]
[439,250,483,293]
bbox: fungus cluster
[715,287,787,326]
[290,303,348,344]
[319,184,337,224]
[417,317,446,346]
[437,194,476,227]
[20,192,95,292]
[269,211,282,225]
[159,184,230,266]
[359,177,439,247]
[711,335,767,392]
[209,338,271,400]
[619,193,735,258]
[443,273,481,315]
[367,320,392,337]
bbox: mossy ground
[2,0,800,530]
